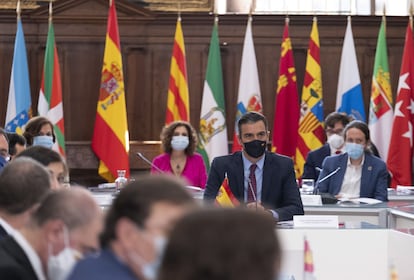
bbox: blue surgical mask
[171,136,189,151]
[345,142,364,160]
[47,227,81,280]
[33,135,54,149]
[128,235,167,280]
[0,156,8,171]
[141,236,167,280]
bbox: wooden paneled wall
[0,0,408,184]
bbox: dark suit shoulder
[364,153,386,167]
[307,144,330,157]
[0,237,37,280]
[212,152,242,162]
[266,152,294,164]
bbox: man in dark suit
[0,157,51,240]
[68,176,196,280]
[204,112,304,221]
[303,112,351,181]
[317,120,388,201]
[0,187,103,280]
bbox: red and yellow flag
[304,238,316,280]
[272,17,299,158]
[166,17,189,124]
[215,176,240,208]
[296,17,325,178]
[91,0,129,182]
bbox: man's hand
[246,202,265,211]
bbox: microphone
[136,152,164,173]
[318,167,341,183]
[313,167,341,196]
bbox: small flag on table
[215,175,239,208]
[304,237,316,280]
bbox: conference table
[88,186,414,279]
[303,189,414,229]
[278,224,414,280]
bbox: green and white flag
[197,17,228,170]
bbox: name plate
[293,215,339,228]
[300,194,322,206]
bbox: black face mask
[243,140,267,158]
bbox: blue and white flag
[5,18,31,133]
[336,16,365,121]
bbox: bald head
[32,187,100,230]
[32,186,103,254]
[0,157,51,214]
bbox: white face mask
[171,136,189,151]
[128,236,167,280]
[327,133,344,150]
[47,227,80,280]
[33,135,54,149]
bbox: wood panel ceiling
[0,0,212,12]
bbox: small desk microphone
[314,167,341,195]
[136,152,164,173]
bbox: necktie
[247,164,257,203]
[335,150,341,154]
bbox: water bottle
[115,170,128,190]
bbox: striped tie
[247,164,257,203]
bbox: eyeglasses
[326,128,344,135]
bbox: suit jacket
[317,152,388,201]
[68,248,137,280]
[0,224,8,240]
[303,144,331,181]
[0,236,38,280]
[204,151,304,221]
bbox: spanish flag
[304,237,316,280]
[166,17,189,124]
[215,175,239,208]
[91,0,130,182]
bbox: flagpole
[249,0,256,15]
[16,0,21,20]
[178,0,181,22]
[49,0,53,24]
[213,0,218,24]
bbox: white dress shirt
[339,156,364,198]
[0,217,16,236]
[12,230,47,280]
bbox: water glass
[301,179,315,195]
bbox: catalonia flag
[296,17,325,178]
[91,0,130,182]
[215,176,240,208]
[166,17,189,124]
